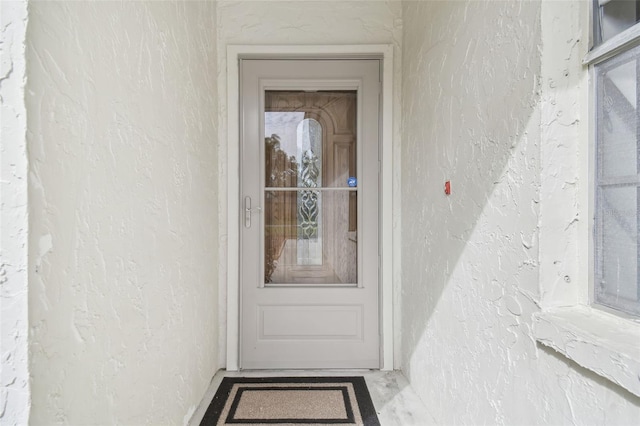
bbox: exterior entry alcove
[4,1,640,424]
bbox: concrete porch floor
[189,369,437,425]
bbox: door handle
[244,196,262,228]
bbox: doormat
[199,376,380,426]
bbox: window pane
[598,51,638,178]
[263,90,359,286]
[596,0,640,44]
[264,91,357,188]
[595,43,640,316]
[264,190,357,285]
[596,186,640,316]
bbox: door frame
[225,44,395,371]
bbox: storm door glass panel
[595,44,640,316]
[264,91,358,285]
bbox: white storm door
[240,59,380,369]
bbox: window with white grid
[591,0,640,316]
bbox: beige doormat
[199,376,380,426]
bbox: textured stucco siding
[401,1,640,424]
[25,2,218,424]
[1,1,30,424]
[215,0,403,367]
[538,0,587,307]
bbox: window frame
[587,1,640,319]
[533,1,640,400]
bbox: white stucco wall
[538,0,587,308]
[1,1,30,424]
[26,2,218,424]
[401,0,640,424]
[215,0,403,368]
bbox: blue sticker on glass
[347,177,357,187]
